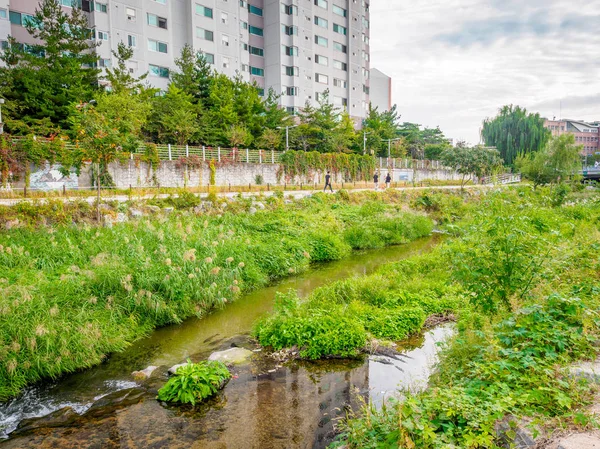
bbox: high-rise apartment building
[0,0,372,121]
[369,67,391,112]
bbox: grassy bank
[329,187,600,448]
[0,191,433,400]
[249,186,600,447]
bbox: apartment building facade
[0,0,372,121]
[544,119,600,156]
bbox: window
[148,39,168,53]
[315,73,329,84]
[333,60,347,71]
[333,5,347,16]
[281,4,297,14]
[240,0,247,6]
[126,7,136,20]
[241,63,249,72]
[0,40,8,49]
[249,4,263,16]
[250,66,264,76]
[249,25,263,36]
[202,52,215,64]
[362,33,369,45]
[363,68,369,78]
[149,64,169,78]
[333,23,347,35]
[258,88,265,96]
[315,54,328,66]
[99,58,111,67]
[196,4,213,18]
[314,0,328,8]
[60,0,76,6]
[282,45,298,56]
[196,28,214,41]
[285,86,299,96]
[147,13,168,29]
[314,16,328,28]
[362,16,369,29]
[333,78,347,88]
[221,12,228,24]
[95,2,107,13]
[127,34,137,47]
[314,35,328,47]
[9,11,35,27]
[362,50,369,61]
[222,34,229,46]
[241,21,248,29]
[249,46,264,56]
[363,85,370,94]
[97,30,109,40]
[154,0,167,4]
[333,41,347,53]
[284,66,299,76]
[282,25,297,36]
[222,56,230,68]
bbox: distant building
[369,67,391,112]
[544,119,600,156]
[1,0,372,121]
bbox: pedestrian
[324,170,333,192]
[373,172,379,190]
[385,172,391,189]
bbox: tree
[0,0,100,134]
[441,146,503,187]
[171,45,213,105]
[481,105,550,165]
[70,100,140,220]
[258,129,282,150]
[363,105,401,156]
[146,85,201,145]
[517,134,582,186]
[104,43,149,94]
[228,124,252,149]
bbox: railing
[480,173,522,185]
[133,145,285,164]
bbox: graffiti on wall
[29,164,79,191]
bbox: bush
[157,360,231,405]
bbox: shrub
[157,360,231,405]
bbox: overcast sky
[370,0,600,144]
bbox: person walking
[385,172,392,189]
[324,171,333,192]
[373,172,379,190]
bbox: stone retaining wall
[13,161,465,191]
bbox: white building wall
[370,67,391,112]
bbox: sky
[370,0,600,145]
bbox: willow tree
[481,105,550,165]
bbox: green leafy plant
[157,360,231,405]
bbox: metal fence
[11,137,448,168]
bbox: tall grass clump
[0,193,433,400]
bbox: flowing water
[0,237,454,448]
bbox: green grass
[327,185,600,448]
[0,193,433,400]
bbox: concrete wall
[15,161,465,191]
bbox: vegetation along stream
[0,236,452,448]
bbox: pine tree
[0,0,100,134]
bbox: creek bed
[0,237,453,448]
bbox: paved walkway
[0,184,499,207]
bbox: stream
[0,236,454,448]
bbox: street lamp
[276,124,298,152]
[0,98,5,135]
[363,131,372,155]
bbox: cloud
[371,0,600,144]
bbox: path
[0,184,501,207]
